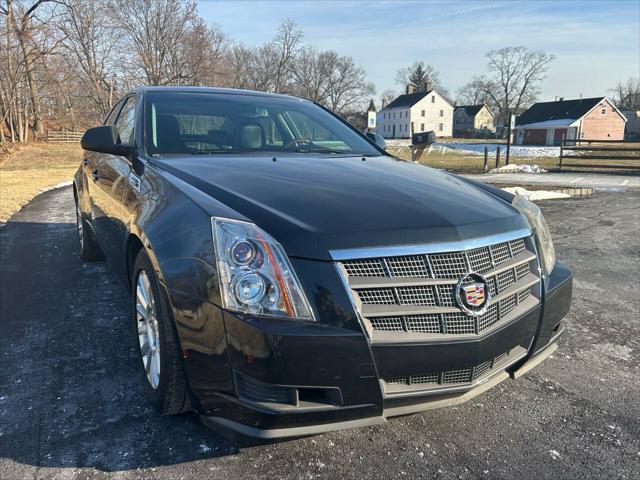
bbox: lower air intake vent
[382,345,527,396]
[234,372,297,405]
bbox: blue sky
[198,0,640,102]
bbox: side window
[114,97,136,145]
[104,100,124,125]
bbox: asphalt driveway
[1,185,639,479]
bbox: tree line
[2,0,637,144]
[0,0,374,142]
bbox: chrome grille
[386,256,429,277]
[430,252,468,278]
[357,288,395,304]
[490,242,511,265]
[405,314,440,333]
[467,246,493,274]
[396,286,436,305]
[370,317,403,331]
[383,346,526,394]
[342,259,385,277]
[339,236,539,341]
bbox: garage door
[553,129,567,145]
[523,129,547,145]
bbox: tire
[75,197,104,261]
[132,249,192,415]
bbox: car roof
[132,85,307,101]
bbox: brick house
[453,104,494,137]
[514,97,626,145]
[377,86,453,139]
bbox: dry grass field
[386,142,640,174]
[385,145,562,173]
[0,142,82,224]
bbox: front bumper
[197,262,572,439]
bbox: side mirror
[81,125,131,156]
[365,131,386,149]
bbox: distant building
[377,85,453,139]
[620,109,640,138]
[514,97,626,145]
[453,104,494,137]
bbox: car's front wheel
[75,198,103,261]
[132,250,192,414]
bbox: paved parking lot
[1,185,639,479]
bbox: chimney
[406,84,415,95]
[425,81,433,92]
[559,97,564,101]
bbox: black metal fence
[559,138,640,171]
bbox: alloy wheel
[136,270,161,389]
[75,202,84,252]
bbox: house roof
[455,105,485,117]
[515,97,604,126]
[381,90,433,110]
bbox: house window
[421,110,425,117]
[420,124,425,132]
[439,123,443,132]
[393,112,396,119]
[405,111,408,118]
[431,96,435,103]
[439,110,444,117]
[601,108,607,115]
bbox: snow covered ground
[430,141,560,157]
[502,186,571,201]
[384,139,560,157]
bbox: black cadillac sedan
[74,87,572,439]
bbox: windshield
[143,91,382,157]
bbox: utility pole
[505,112,514,166]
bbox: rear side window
[114,97,136,145]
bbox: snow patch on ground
[503,186,571,201]
[490,164,547,174]
[38,180,73,194]
[431,142,560,157]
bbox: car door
[91,95,137,280]
[83,100,124,220]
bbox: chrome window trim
[329,228,532,260]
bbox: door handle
[91,170,99,182]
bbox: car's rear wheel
[132,250,192,414]
[75,198,103,261]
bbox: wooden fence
[46,130,83,143]
[559,138,640,171]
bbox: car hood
[154,154,529,260]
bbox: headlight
[212,217,315,320]
[511,195,556,276]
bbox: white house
[377,87,453,139]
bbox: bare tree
[0,6,375,141]
[456,76,490,105]
[108,0,197,85]
[270,19,303,93]
[178,18,228,86]
[483,46,554,125]
[610,77,640,110]
[57,0,120,117]
[1,0,61,137]
[290,46,332,103]
[379,88,396,108]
